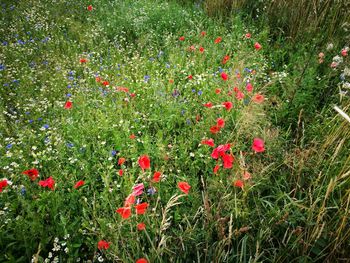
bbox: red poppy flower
[188,75,193,80]
[136,258,148,263]
[124,194,135,207]
[222,154,234,169]
[213,165,220,174]
[87,5,93,11]
[235,91,244,100]
[254,42,262,50]
[210,125,221,134]
[80,58,87,63]
[135,202,149,215]
[217,118,225,128]
[215,88,221,94]
[117,86,129,93]
[245,33,251,39]
[199,46,205,53]
[179,36,185,41]
[137,222,146,231]
[252,94,264,104]
[116,207,132,219]
[118,158,126,165]
[64,101,73,109]
[97,240,110,250]
[152,171,162,183]
[130,134,136,139]
[222,101,233,111]
[102,81,109,86]
[221,72,228,81]
[222,55,230,64]
[0,179,8,192]
[138,155,150,171]
[38,176,55,190]
[119,169,123,176]
[74,180,85,189]
[234,180,244,189]
[22,168,39,181]
[211,144,231,159]
[95,76,101,82]
[214,37,222,44]
[201,138,215,147]
[243,171,252,180]
[203,102,213,108]
[178,182,191,194]
[233,87,239,92]
[201,31,206,36]
[252,138,265,153]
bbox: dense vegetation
[0,0,349,262]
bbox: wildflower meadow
[0,0,349,262]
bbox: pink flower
[132,183,144,196]
[246,83,253,92]
[252,138,265,153]
[245,33,251,39]
[341,48,348,57]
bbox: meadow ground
[0,0,349,262]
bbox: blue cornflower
[147,187,157,195]
[198,90,203,96]
[38,117,43,121]
[0,64,5,71]
[6,143,12,149]
[111,150,117,157]
[66,93,71,97]
[67,85,72,88]
[43,124,49,129]
[144,75,150,82]
[66,142,74,148]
